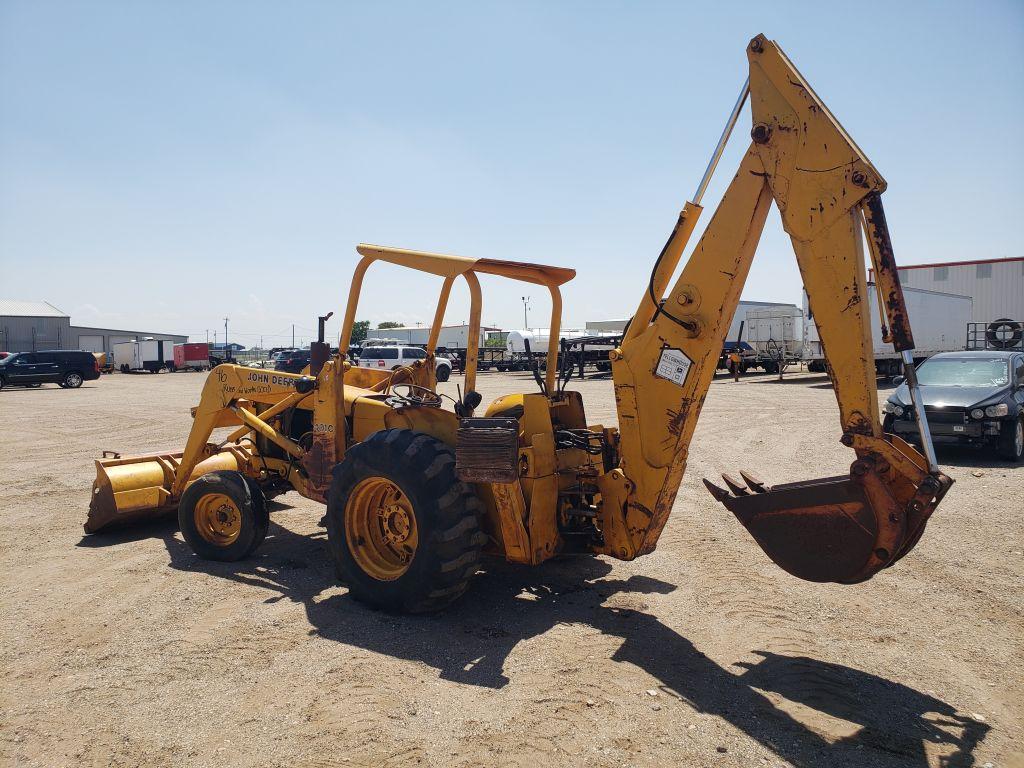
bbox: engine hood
[890,383,1006,409]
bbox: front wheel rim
[193,493,242,545]
[344,477,418,581]
[1016,420,1023,456]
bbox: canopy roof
[356,244,576,287]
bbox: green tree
[377,321,404,329]
[350,320,370,345]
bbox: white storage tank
[506,329,593,354]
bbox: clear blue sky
[2,1,1022,347]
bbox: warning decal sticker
[655,347,692,386]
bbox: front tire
[435,365,451,382]
[178,471,268,561]
[326,429,485,613]
[998,415,1024,462]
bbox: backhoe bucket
[703,464,950,584]
[85,450,241,534]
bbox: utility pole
[292,324,295,348]
[205,329,209,344]
[521,296,531,329]
[223,317,230,361]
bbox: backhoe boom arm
[602,35,951,583]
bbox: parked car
[274,349,311,373]
[883,350,1024,461]
[357,345,453,382]
[0,350,101,390]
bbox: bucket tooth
[721,473,751,496]
[702,478,732,503]
[739,470,768,493]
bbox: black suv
[884,351,1024,461]
[274,349,311,374]
[0,350,101,390]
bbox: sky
[1,1,1022,348]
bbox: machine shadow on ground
[75,514,992,768]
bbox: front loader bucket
[85,450,241,534]
[704,463,950,584]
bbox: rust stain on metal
[862,193,914,350]
[301,435,333,502]
[665,402,690,439]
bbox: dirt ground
[1,368,1021,768]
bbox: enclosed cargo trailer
[173,342,210,371]
[112,339,175,373]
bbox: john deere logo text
[247,372,295,387]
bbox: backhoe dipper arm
[604,35,951,584]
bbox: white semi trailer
[803,284,972,374]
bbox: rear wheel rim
[344,477,418,581]
[67,373,82,387]
[194,493,242,546]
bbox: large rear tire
[178,471,268,561]
[326,429,486,613]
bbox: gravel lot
[1,369,1021,768]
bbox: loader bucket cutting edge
[703,469,942,584]
[85,451,241,534]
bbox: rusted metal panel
[455,418,519,483]
[301,434,333,503]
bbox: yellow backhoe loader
[86,35,951,612]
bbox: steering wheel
[385,383,444,409]
[368,364,416,393]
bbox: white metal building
[71,325,187,354]
[0,299,186,353]
[871,257,1023,324]
[365,324,500,349]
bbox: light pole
[521,296,531,329]
[224,317,229,359]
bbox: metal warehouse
[0,300,186,353]
[872,256,1023,324]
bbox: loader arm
[600,35,951,583]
